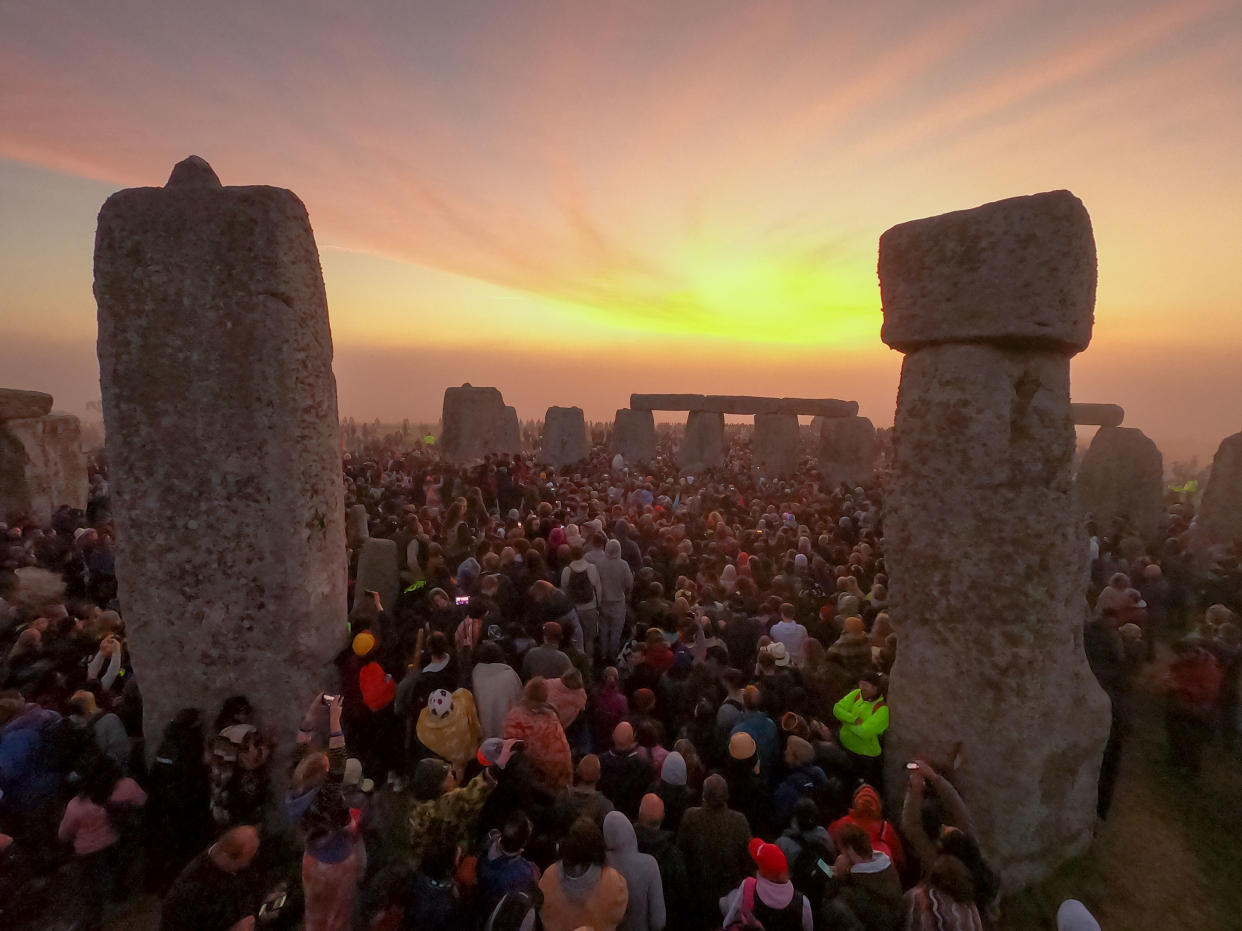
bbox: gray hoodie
[596,540,634,605]
[604,810,666,931]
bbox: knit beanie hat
[660,751,687,787]
[843,616,865,636]
[352,631,376,656]
[613,721,636,751]
[748,838,788,880]
[851,784,883,822]
[729,731,757,761]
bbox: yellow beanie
[352,631,376,656]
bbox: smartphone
[455,595,470,606]
[906,762,919,771]
[321,694,339,705]
[816,858,835,878]
[259,892,288,915]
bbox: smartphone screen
[455,595,469,606]
[816,858,835,878]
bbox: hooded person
[596,538,634,663]
[472,642,525,739]
[829,783,905,875]
[538,817,629,931]
[502,677,573,792]
[417,688,482,772]
[1057,899,1102,931]
[604,810,666,931]
[719,839,813,931]
[653,751,693,832]
[825,823,903,931]
[477,811,542,920]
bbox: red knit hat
[748,838,788,880]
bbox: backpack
[789,835,835,906]
[566,567,594,605]
[724,877,766,931]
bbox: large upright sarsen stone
[818,415,878,488]
[879,190,1109,889]
[679,411,724,473]
[611,408,656,465]
[753,412,799,477]
[440,385,516,462]
[94,156,347,748]
[0,412,87,521]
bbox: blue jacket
[0,705,64,810]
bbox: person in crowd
[830,783,906,876]
[833,670,889,787]
[555,752,615,830]
[538,816,629,931]
[161,825,265,931]
[57,756,147,930]
[562,544,604,661]
[825,823,903,931]
[502,676,573,792]
[719,838,814,931]
[600,721,652,819]
[604,809,666,931]
[522,621,574,681]
[633,793,691,930]
[1164,636,1222,776]
[903,853,983,931]
[477,810,541,920]
[677,774,752,928]
[471,641,524,739]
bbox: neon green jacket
[833,689,889,757]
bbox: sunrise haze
[2,0,1240,464]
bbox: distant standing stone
[355,537,399,615]
[1191,432,1242,559]
[679,411,724,473]
[818,415,878,488]
[1075,426,1163,543]
[611,408,656,465]
[346,504,370,550]
[540,406,590,470]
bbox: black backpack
[566,567,594,604]
[789,835,835,906]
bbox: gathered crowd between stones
[0,431,1237,931]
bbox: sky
[2,0,1240,463]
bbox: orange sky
[2,1,1240,463]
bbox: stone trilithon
[878,190,1110,888]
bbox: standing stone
[1076,427,1163,543]
[0,412,87,521]
[440,385,512,462]
[611,408,656,465]
[540,406,590,470]
[754,412,799,477]
[679,411,724,473]
[355,537,399,615]
[1190,432,1242,558]
[346,504,370,550]
[0,388,54,421]
[879,190,1109,889]
[818,415,878,487]
[94,156,347,751]
[503,406,521,452]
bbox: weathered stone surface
[611,408,656,464]
[679,411,724,472]
[94,157,346,751]
[1076,427,1163,542]
[355,537,399,615]
[754,412,799,477]
[818,415,878,487]
[503,406,521,452]
[346,504,370,550]
[883,344,1108,889]
[879,191,1096,353]
[0,388,54,421]
[1070,402,1124,427]
[440,385,513,462]
[0,413,87,521]
[881,192,1108,889]
[1191,433,1242,556]
[540,406,590,469]
[630,394,857,417]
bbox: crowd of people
[0,428,1237,931]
